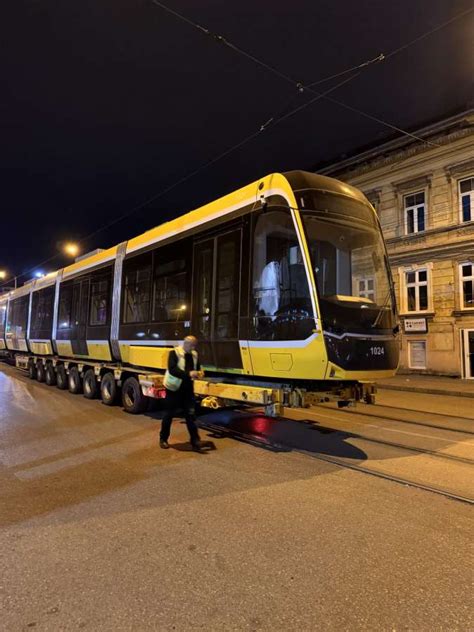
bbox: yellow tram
[0,171,399,413]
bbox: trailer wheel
[122,376,148,414]
[68,366,83,394]
[45,363,56,386]
[28,360,37,380]
[83,369,98,399]
[36,361,46,383]
[56,364,68,390]
[101,372,118,406]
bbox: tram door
[70,278,90,355]
[192,229,243,370]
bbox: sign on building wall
[404,317,428,333]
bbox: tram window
[31,286,55,335]
[0,303,6,337]
[194,244,214,339]
[58,283,73,329]
[122,253,152,324]
[251,210,312,340]
[252,210,310,316]
[215,232,240,338]
[7,296,28,335]
[300,193,396,334]
[152,255,187,322]
[89,278,110,326]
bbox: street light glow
[34,271,45,278]
[64,242,80,257]
[0,270,6,280]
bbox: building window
[357,277,375,301]
[406,269,428,312]
[459,177,474,223]
[408,340,426,369]
[368,199,378,214]
[460,263,474,309]
[404,191,426,234]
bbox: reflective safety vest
[163,345,199,391]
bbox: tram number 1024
[370,346,385,356]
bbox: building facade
[320,110,474,378]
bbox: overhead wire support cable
[150,1,474,148]
[383,4,474,60]
[151,0,384,94]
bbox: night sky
[2,0,473,285]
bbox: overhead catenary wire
[151,0,474,147]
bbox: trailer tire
[36,361,46,383]
[28,360,37,380]
[101,372,118,406]
[68,366,82,394]
[83,369,98,399]
[45,363,56,386]
[56,364,68,390]
[122,376,148,414]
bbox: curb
[378,384,474,399]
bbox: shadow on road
[145,402,367,460]
[194,409,368,461]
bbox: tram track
[200,417,474,505]
[200,401,474,504]
[313,426,474,465]
[281,405,474,463]
[314,402,474,436]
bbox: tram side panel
[117,238,193,370]
[54,264,114,362]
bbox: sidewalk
[377,373,474,398]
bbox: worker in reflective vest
[160,335,204,451]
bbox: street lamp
[64,242,80,258]
[0,270,17,289]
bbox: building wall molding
[392,174,432,193]
[444,157,474,179]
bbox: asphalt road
[0,363,473,631]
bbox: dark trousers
[160,391,200,445]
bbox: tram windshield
[300,191,397,335]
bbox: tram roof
[5,170,369,298]
[283,170,370,205]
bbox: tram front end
[286,172,399,398]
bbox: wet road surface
[1,363,473,631]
